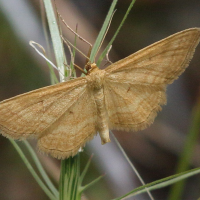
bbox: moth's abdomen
[86,68,110,144]
[93,88,110,144]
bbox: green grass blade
[111,131,154,200]
[113,167,200,200]
[9,139,57,200]
[79,154,93,184]
[23,141,59,198]
[61,155,80,200]
[40,1,58,84]
[59,160,66,200]
[43,0,66,80]
[80,174,105,193]
[90,0,118,63]
[97,0,136,66]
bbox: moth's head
[85,63,98,74]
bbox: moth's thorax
[86,65,106,90]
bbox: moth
[0,28,200,159]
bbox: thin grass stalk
[23,141,59,198]
[9,139,57,200]
[110,131,154,200]
[113,167,200,200]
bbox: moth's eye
[85,64,91,72]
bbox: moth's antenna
[54,4,94,74]
[54,1,91,72]
[61,36,87,75]
[61,35,90,61]
[94,10,116,62]
[58,13,93,49]
[58,11,94,67]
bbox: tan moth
[0,28,200,159]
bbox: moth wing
[104,28,200,131]
[104,82,166,131]
[105,28,200,85]
[38,87,97,159]
[0,77,90,139]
